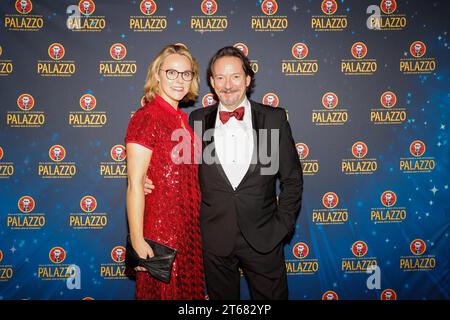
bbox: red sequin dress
[125,94,204,300]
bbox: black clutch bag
[125,235,177,283]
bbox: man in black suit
[145,46,303,299]
[190,46,302,300]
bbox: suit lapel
[235,101,265,191]
[203,105,235,191]
[203,101,266,191]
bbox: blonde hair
[143,44,200,103]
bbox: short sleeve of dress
[124,107,157,150]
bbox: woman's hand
[132,237,155,272]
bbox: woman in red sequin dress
[125,45,204,300]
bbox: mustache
[219,89,238,94]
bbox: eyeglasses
[160,69,194,81]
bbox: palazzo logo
[191,0,228,33]
[99,43,137,77]
[100,246,128,279]
[286,242,319,275]
[130,0,167,32]
[4,0,44,32]
[69,196,108,230]
[341,42,377,75]
[370,91,407,125]
[312,92,349,126]
[7,196,46,230]
[37,43,76,77]
[312,192,349,225]
[399,140,436,173]
[311,0,348,32]
[341,241,378,273]
[282,43,319,76]
[371,191,407,224]
[0,146,15,179]
[69,93,107,128]
[38,145,77,178]
[296,143,319,176]
[0,46,14,76]
[6,93,46,128]
[251,0,288,32]
[67,0,106,32]
[341,141,378,175]
[400,41,436,74]
[100,145,127,178]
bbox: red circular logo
[322,291,339,300]
[321,0,338,15]
[0,250,3,263]
[322,92,338,109]
[18,196,35,213]
[201,0,218,15]
[80,94,97,111]
[262,93,279,107]
[261,0,278,15]
[140,0,157,15]
[49,145,66,162]
[110,43,127,61]
[380,91,397,108]
[296,143,309,160]
[233,43,249,57]
[48,43,65,61]
[111,246,126,263]
[351,241,368,257]
[202,93,218,108]
[351,42,367,59]
[49,247,66,264]
[80,195,97,213]
[380,0,397,14]
[410,239,426,256]
[352,141,368,159]
[381,289,397,300]
[292,42,309,60]
[79,0,95,15]
[17,93,35,111]
[292,242,309,259]
[409,140,426,157]
[15,0,32,14]
[322,192,339,209]
[410,41,426,58]
[111,145,126,161]
[381,191,397,207]
[0,146,3,161]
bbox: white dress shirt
[214,97,254,190]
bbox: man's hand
[144,176,155,195]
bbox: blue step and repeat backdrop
[0,0,449,300]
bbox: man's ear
[210,76,215,89]
[245,75,251,87]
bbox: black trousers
[203,230,288,300]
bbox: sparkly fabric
[125,94,204,300]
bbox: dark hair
[206,46,255,95]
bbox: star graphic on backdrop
[292,4,299,12]
[440,124,445,130]
[430,186,438,195]
[10,246,16,254]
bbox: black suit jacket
[189,100,303,256]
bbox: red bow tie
[219,106,245,124]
